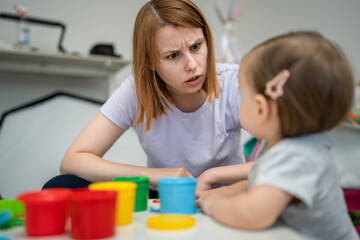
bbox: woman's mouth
[185,75,202,87]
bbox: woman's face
[155,25,208,97]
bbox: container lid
[17,189,72,204]
[69,190,117,203]
[157,177,196,185]
[113,176,149,183]
[89,181,136,191]
[113,176,149,188]
[147,215,195,230]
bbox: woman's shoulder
[123,75,135,87]
[104,75,136,108]
[112,75,135,94]
[215,62,239,76]
[215,63,239,91]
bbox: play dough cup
[17,188,72,237]
[89,181,136,225]
[0,199,24,218]
[113,176,149,212]
[158,177,197,214]
[69,190,117,239]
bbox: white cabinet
[0,48,131,114]
[0,48,131,96]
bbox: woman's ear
[148,63,155,71]
[148,58,156,70]
[254,94,270,124]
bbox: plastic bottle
[13,4,30,46]
[17,19,30,46]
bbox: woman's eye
[167,52,178,59]
[191,43,200,51]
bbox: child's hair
[132,0,219,131]
[247,31,354,137]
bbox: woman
[44,0,252,198]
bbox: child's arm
[197,185,293,230]
[196,180,248,199]
[196,162,253,191]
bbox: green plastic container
[0,199,24,230]
[113,176,149,212]
[0,199,24,218]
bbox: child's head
[133,0,218,131]
[239,31,354,138]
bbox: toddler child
[196,31,358,240]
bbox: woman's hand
[196,181,248,209]
[196,168,216,191]
[196,163,253,192]
[147,167,194,187]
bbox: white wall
[0,0,359,114]
[0,1,359,65]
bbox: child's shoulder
[254,134,335,186]
[280,133,331,153]
[272,133,333,168]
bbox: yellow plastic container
[89,182,136,226]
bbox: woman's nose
[185,54,197,71]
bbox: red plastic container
[69,190,117,239]
[17,188,72,237]
[343,189,360,236]
[343,189,360,211]
[71,188,90,193]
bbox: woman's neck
[172,89,207,113]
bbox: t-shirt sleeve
[100,76,137,130]
[250,148,318,209]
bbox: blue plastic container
[158,177,197,214]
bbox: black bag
[89,43,121,58]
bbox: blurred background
[0,0,359,113]
[0,0,359,199]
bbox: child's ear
[254,94,270,124]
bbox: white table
[1,201,306,240]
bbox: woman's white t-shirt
[100,63,245,178]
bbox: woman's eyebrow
[160,49,178,57]
[159,38,204,57]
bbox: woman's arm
[196,162,253,191]
[197,185,293,230]
[60,112,193,187]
